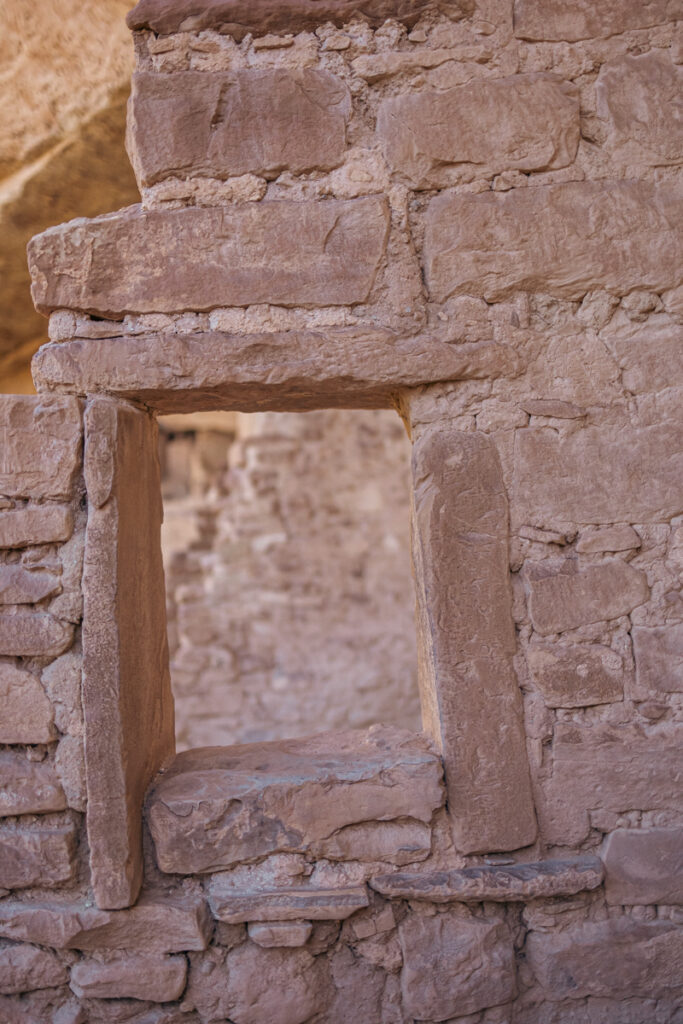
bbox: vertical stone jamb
[83,397,175,909]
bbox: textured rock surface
[526,561,649,635]
[0,752,66,817]
[0,506,73,549]
[0,565,61,605]
[209,884,369,923]
[526,644,624,707]
[0,943,67,995]
[0,613,74,657]
[148,726,443,872]
[0,822,76,890]
[70,953,187,1001]
[632,624,683,694]
[312,820,431,864]
[248,921,313,948]
[0,664,55,743]
[603,828,683,905]
[513,0,682,41]
[0,396,82,499]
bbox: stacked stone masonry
[0,0,682,1020]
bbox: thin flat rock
[209,885,369,923]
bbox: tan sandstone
[0,506,73,550]
[603,828,683,905]
[0,943,67,996]
[0,752,66,817]
[0,613,74,658]
[0,664,55,744]
[0,396,82,500]
[70,954,187,1002]
[526,561,649,635]
[513,0,682,42]
[526,644,624,707]
[0,822,77,890]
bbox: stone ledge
[370,856,604,903]
[209,885,369,923]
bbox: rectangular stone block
[424,182,682,302]
[28,199,390,317]
[0,612,74,657]
[378,73,579,188]
[33,330,521,413]
[603,318,683,394]
[526,561,649,636]
[603,828,683,905]
[82,398,175,910]
[0,664,55,744]
[0,506,73,549]
[209,885,369,924]
[0,943,67,996]
[513,0,682,41]
[0,565,61,605]
[632,624,683,694]
[128,69,350,186]
[527,644,624,707]
[409,421,537,854]
[70,953,187,1002]
[0,396,81,500]
[147,726,443,874]
[0,752,66,817]
[537,723,683,845]
[0,822,77,890]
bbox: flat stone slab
[370,856,604,903]
[0,396,81,501]
[209,884,369,923]
[147,725,444,873]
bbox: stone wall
[0,0,682,1021]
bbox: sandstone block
[42,652,83,737]
[596,52,683,166]
[28,200,389,317]
[0,895,212,952]
[248,922,313,948]
[0,565,61,605]
[632,624,683,694]
[378,73,578,188]
[0,822,77,890]
[70,954,187,1002]
[513,0,682,41]
[0,752,66,817]
[526,644,624,707]
[409,421,536,854]
[372,856,603,903]
[128,70,350,187]
[514,423,683,526]
[311,819,431,865]
[424,183,682,302]
[603,317,683,394]
[576,526,641,554]
[0,506,73,549]
[0,396,81,500]
[208,884,369,923]
[537,723,683,845]
[0,664,55,744]
[148,726,443,874]
[603,828,683,905]
[399,914,517,1020]
[0,612,74,657]
[526,561,649,636]
[0,943,67,995]
[526,919,683,1000]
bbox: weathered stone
[0,566,61,605]
[526,644,624,707]
[399,914,517,1020]
[596,52,683,166]
[372,856,603,903]
[602,317,683,394]
[513,0,682,41]
[0,664,55,744]
[408,421,537,854]
[0,396,82,499]
[0,895,212,952]
[248,922,313,948]
[0,506,73,550]
[378,73,579,188]
[603,828,683,905]
[33,330,521,414]
[527,919,683,1000]
[514,423,683,526]
[128,70,350,187]
[0,822,77,890]
[28,200,389,317]
[576,526,641,554]
[0,752,66,817]
[82,398,175,909]
[0,612,74,658]
[424,183,682,302]
[148,726,443,874]
[0,943,67,995]
[185,942,332,1024]
[208,884,369,923]
[526,561,649,635]
[311,820,431,865]
[537,723,683,844]
[70,954,187,1002]
[632,624,683,694]
[42,652,82,737]
[55,735,86,812]
[126,0,471,38]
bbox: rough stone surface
[209,884,369,923]
[0,506,73,549]
[248,922,313,948]
[372,856,603,903]
[513,0,682,41]
[0,664,55,744]
[409,421,536,854]
[603,828,683,905]
[148,726,443,873]
[424,183,682,302]
[128,70,351,186]
[311,820,431,865]
[0,943,67,996]
[0,613,74,658]
[28,200,390,317]
[526,561,649,636]
[70,954,187,1001]
[399,914,517,1020]
[0,565,61,605]
[0,822,77,890]
[0,753,66,817]
[82,398,175,909]
[0,396,82,499]
[632,624,683,694]
[378,73,579,188]
[526,644,624,707]
[575,526,642,554]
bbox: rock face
[0,665,55,744]
[147,726,444,873]
[0,396,82,500]
[603,828,683,905]
[128,70,351,186]
[526,561,649,635]
[513,0,681,41]
[70,953,187,1001]
[28,200,390,317]
[378,73,579,187]
[526,644,624,707]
